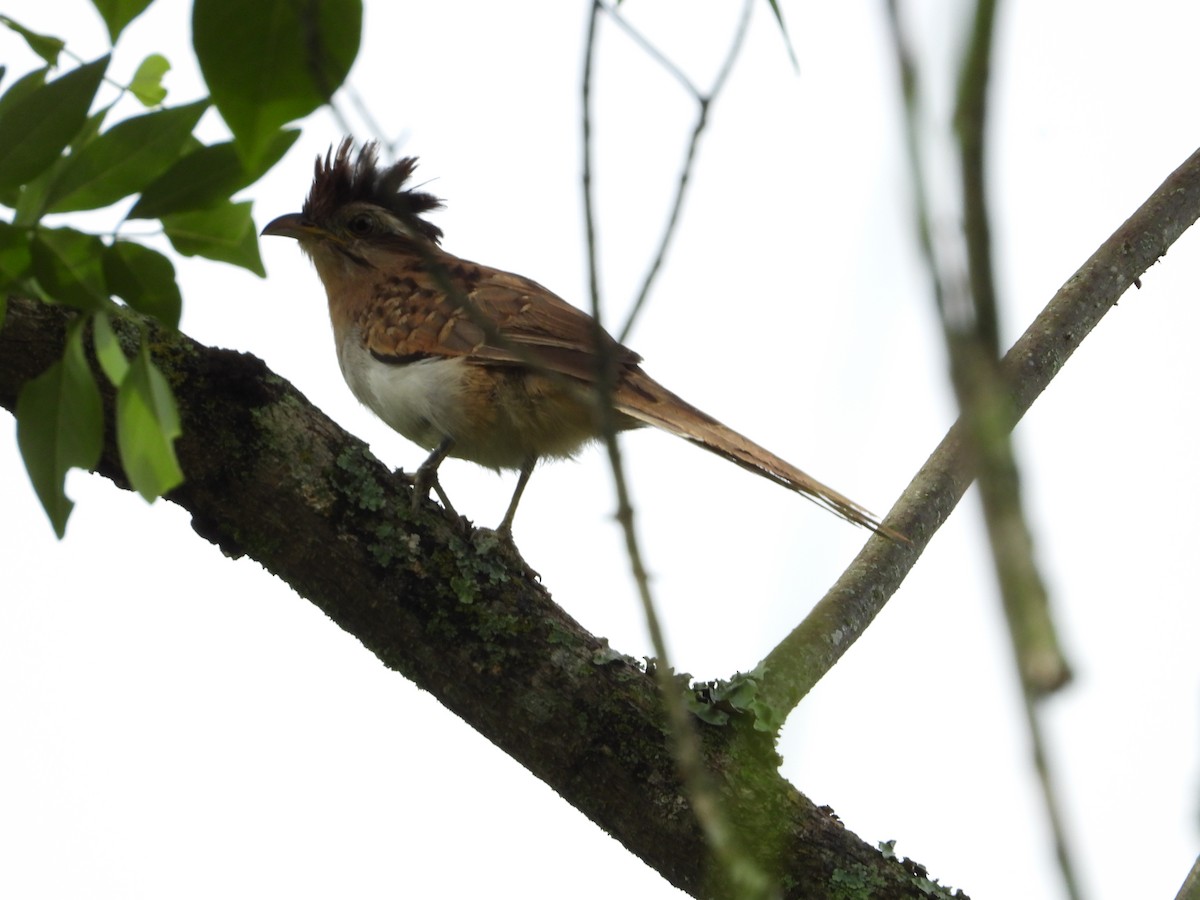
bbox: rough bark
[0,294,954,899]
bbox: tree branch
[0,296,955,900]
[758,143,1200,715]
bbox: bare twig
[1022,681,1084,900]
[599,0,702,99]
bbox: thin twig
[582,0,604,319]
[582,3,770,896]
[1022,680,1085,900]
[599,0,702,99]
[617,0,755,343]
[882,0,949,319]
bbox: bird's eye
[346,213,374,236]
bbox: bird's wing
[362,255,639,384]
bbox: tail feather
[614,369,903,541]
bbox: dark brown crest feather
[303,137,444,243]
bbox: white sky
[2,1,1199,898]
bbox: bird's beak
[261,212,322,240]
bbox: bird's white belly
[334,329,607,470]
[337,337,469,453]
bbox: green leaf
[193,0,360,167]
[129,53,170,107]
[45,99,208,213]
[0,15,66,66]
[162,200,264,275]
[0,56,109,193]
[130,128,299,219]
[11,107,110,224]
[103,240,182,327]
[31,227,109,310]
[0,220,33,286]
[0,66,47,125]
[16,319,104,537]
[0,69,46,208]
[91,310,130,385]
[90,0,155,43]
[117,341,183,502]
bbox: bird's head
[262,138,444,270]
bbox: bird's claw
[411,464,459,521]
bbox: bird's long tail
[613,369,904,541]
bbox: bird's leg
[414,436,458,518]
[496,457,537,539]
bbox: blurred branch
[583,3,771,894]
[954,0,1001,355]
[952,2,1081,897]
[889,0,1070,699]
[953,0,1070,696]
[758,141,1200,714]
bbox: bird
[262,139,899,541]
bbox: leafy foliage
[44,98,209,212]
[0,0,363,535]
[0,15,65,66]
[15,319,103,537]
[129,129,299,220]
[193,0,360,168]
[0,56,108,192]
[103,241,182,328]
[161,199,265,275]
[31,227,109,310]
[117,341,183,502]
[128,53,170,107]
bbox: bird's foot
[399,464,464,531]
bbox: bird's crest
[304,138,444,243]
